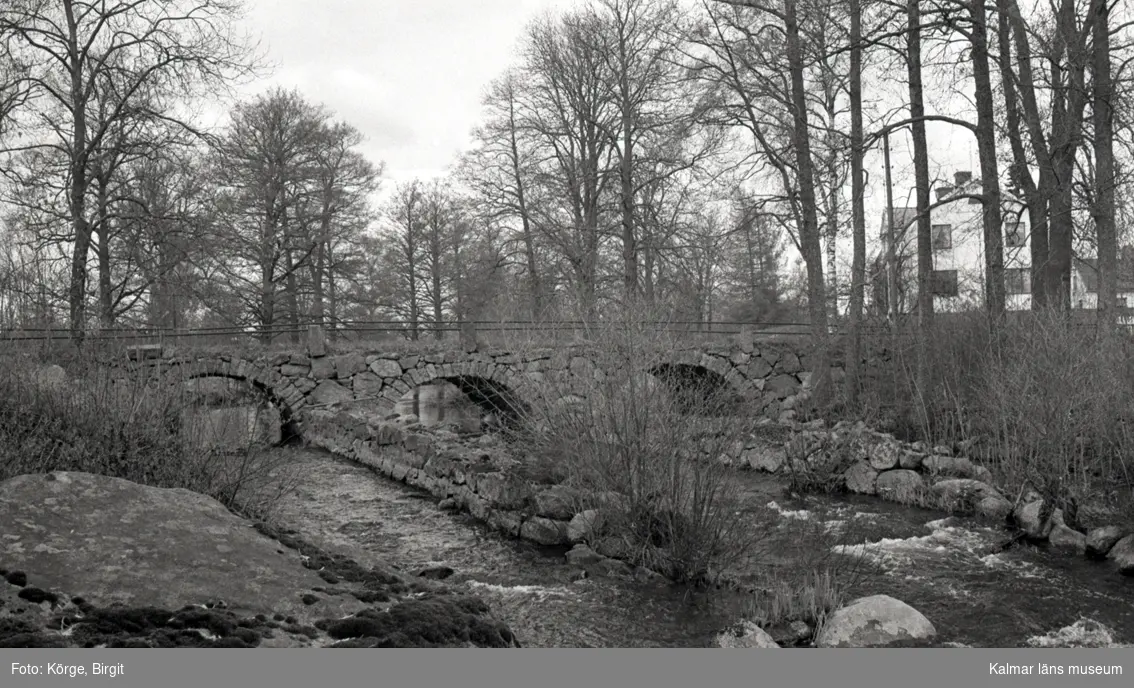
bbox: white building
[872,170,1134,319]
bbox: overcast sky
[237,0,577,186]
[232,0,981,262]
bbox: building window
[931,224,952,250]
[1005,222,1026,247]
[1117,296,1128,309]
[1005,267,1030,295]
[930,269,959,297]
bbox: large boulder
[868,439,902,471]
[975,495,1013,523]
[519,516,569,546]
[1108,534,1134,575]
[1047,524,1087,554]
[1014,500,1063,540]
[922,455,992,483]
[333,352,367,378]
[1086,526,1130,559]
[309,379,353,406]
[743,445,786,473]
[567,509,606,543]
[369,358,403,378]
[815,595,937,648]
[0,471,365,627]
[844,462,878,495]
[32,364,68,390]
[533,485,581,520]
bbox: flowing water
[200,390,1134,648]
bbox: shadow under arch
[646,363,741,415]
[428,375,532,425]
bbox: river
[183,389,1134,647]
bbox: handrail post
[307,324,327,358]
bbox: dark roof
[935,178,1027,206]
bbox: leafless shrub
[850,310,1134,526]
[0,349,300,521]
[509,308,774,584]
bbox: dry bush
[0,349,300,521]
[977,314,1134,526]
[847,310,1134,525]
[508,309,773,584]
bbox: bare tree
[382,180,426,340]
[846,0,867,405]
[522,10,618,322]
[0,0,259,343]
[699,0,831,400]
[208,88,327,341]
[303,121,381,329]
[459,70,545,320]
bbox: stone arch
[647,359,750,414]
[158,357,305,441]
[378,361,536,423]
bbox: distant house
[1070,257,1134,314]
[871,170,1132,321]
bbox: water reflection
[181,403,281,452]
[394,382,482,428]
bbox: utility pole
[884,131,899,322]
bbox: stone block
[310,356,336,380]
[333,352,367,378]
[520,517,569,545]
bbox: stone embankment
[303,408,669,584]
[306,403,1133,582]
[731,418,1134,575]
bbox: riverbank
[268,445,1134,647]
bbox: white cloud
[231,0,576,182]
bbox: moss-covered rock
[325,595,519,648]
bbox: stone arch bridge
[105,337,829,437]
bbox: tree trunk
[259,210,276,344]
[310,188,332,326]
[1092,0,1116,328]
[1002,0,1052,309]
[822,53,840,322]
[620,77,637,302]
[884,131,899,320]
[65,0,89,345]
[847,0,866,407]
[282,207,301,344]
[507,94,542,320]
[96,176,114,329]
[906,0,933,400]
[785,0,830,405]
[326,242,338,332]
[284,247,300,344]
[995,0,1043,311]
[971,0,1005,326]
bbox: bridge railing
[0,319,825,357]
